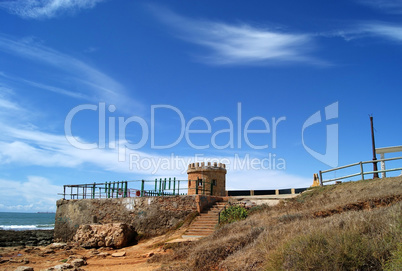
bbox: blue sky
[0,0,401,212]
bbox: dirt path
[0,227,195,271]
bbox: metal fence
[61,178,215,200]
[319,156,402,185]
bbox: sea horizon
[0,211,55,231]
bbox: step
[189,225,216,229]
[182,234,208,238]
[185,230,215,235]
[198,213,218,218]
[194,220,218,224]
[196,215,218,220]
[196,217,218,222]
[211,207,225,210]
[192,220,217,223]
[184,229,215,234]
[191,221,217,225]
[186,229,215,233]
[182,201,228,239]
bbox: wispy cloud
[0,96,311,189]
[0,34,143,113]
[0,88,28,123]
[0,73,90,100]
[327,22,402,44]
[357,0,402,14]
[0,0,105,19]
[0,90,21,111]
[151,6,321,66]
[0,129,312,189]
[360,22,402,42]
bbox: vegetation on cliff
[151,176,402,270]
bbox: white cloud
[151,7,321,66]
[360,22,402,42]
[0,176,60,212]
[0,117,312,189]
[357,0,402,14]
[0,34,143,113]
[0,0,105,19]
[0,94,21,111]
[0,95,311,196]
[0,73,89,100]
[328,22,402,44]
[0,88,29,124]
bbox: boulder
[14,267,34,271]
[47,243,67,249]
[73,223,136,248]
[97,252,110,257]
[70,258,86,268]
[111,251,126,257]
[46,263,73,270]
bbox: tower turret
[187,162,226,196]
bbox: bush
[220,205,248,225]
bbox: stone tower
[187,162,227,196]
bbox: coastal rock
[97,252,110,257]
[111,251,126,257]
[0,230,54,247]
[14,267,34,271]
[46,263,74,270]
[67,255,85,261]
[73,223,136,248]
[47,243,67,249]
[70,258,86,267]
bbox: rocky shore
[0,230,54,247]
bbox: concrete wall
[54,195,223,242]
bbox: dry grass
[151,176,402,270]
[265,203,401,270]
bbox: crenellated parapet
[187,162,226,173]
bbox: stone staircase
[182,201,227,238]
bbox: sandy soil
[0,227,196,271]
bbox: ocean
[0,212,55,231]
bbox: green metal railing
[61,178,216,200]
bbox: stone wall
[54,195,222,242]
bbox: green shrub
[219,205,248,225]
